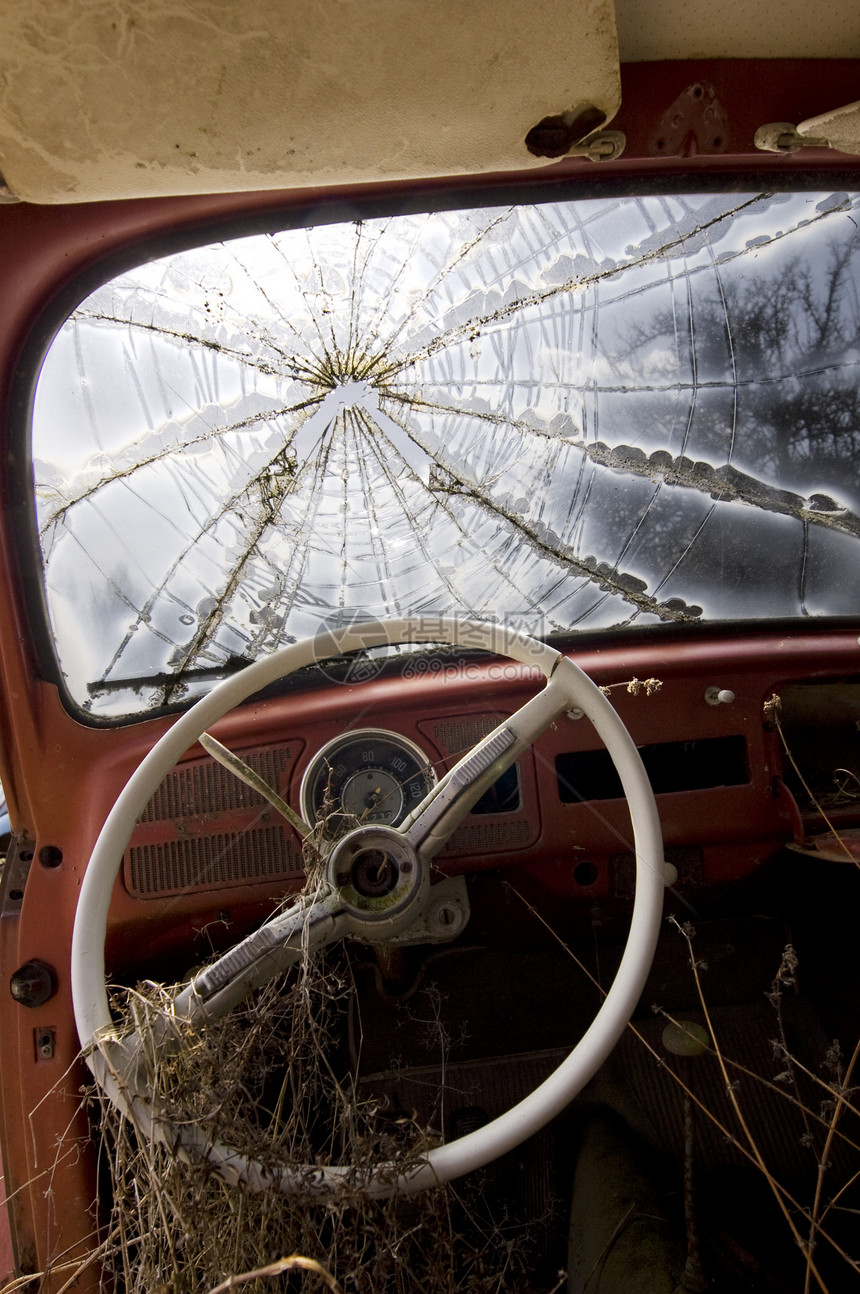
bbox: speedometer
[299,729,436,835]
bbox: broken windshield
[32,190,860,719]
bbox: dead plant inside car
[90,930,535,1294]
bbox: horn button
[327,826,422,923]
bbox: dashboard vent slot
[126,826,301,898]
[141,746,293,822]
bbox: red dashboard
[87,625,859,970]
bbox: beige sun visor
[797,101,860,155]
[0,0,620,204]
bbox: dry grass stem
[204,1254,342,1293]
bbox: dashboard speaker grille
[127,826,301,897]
[431,715,499,755]
[141,746,292,823]
[443,820,530,855]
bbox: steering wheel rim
[72,617,666,1196]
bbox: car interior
[1,2,859,1292]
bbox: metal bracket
[574,130,626,162]
[651,82,728,157]
[754,122,831,154]
[384,875,470,946]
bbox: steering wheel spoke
[175,888,349,1026]
[401,668,576,862]
[199,730,313,839]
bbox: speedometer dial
[300,729,436,835]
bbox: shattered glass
[32,191,860,717]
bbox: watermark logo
[309,612,553,686]
[312,612,393,684]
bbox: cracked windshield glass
[33,191,860,719]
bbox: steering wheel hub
[328,825,423,923]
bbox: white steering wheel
[72,618,665,1197]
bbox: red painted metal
[0,54,858,1290]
